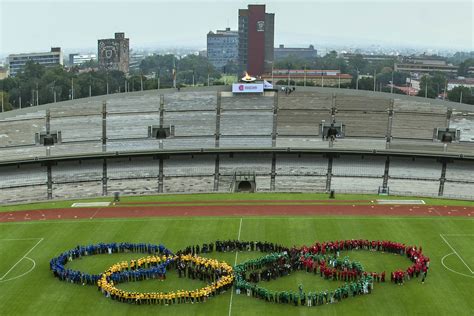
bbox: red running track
[0,203,473,223]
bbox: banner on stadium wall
[232,83,264,93]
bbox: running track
[0,202,473,222]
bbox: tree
[458,58,474,76]
[448,86,474,104]
[0,91,13,111]
[417,73,447,98]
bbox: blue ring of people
[49,239,430,307]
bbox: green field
[0,193,473,315]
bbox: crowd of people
[176,240,289,256]
[49,242,173,285]
[97,254,234,305]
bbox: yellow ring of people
[97,254,234,305]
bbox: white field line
[228,218,243,316]
[0,257,37,283]
[441,253,474,279]
[0,238,44,241]
[439,234,473,274]
[0,238,44,281]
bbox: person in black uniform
[326,124,338,141]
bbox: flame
[244,72,251,80]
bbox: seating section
[165,92,216,111]
[330,177,381,193]
[278,93,332,110]
[276,154,327,176]
[108,94,160,113]
[0,119,44,146]
[107,157,159,179]
[164,176,214,193]
[0,186,47,204]
[445,160,474,182]
[391,100,447,140]
[335,95,390,111]
[219,136,272,148]
[108,113,159,139]
[387,179,440,196]
[164,111,215,136]
[335,112,388,137]
[220,153,272,176]
[50,115,102,142]
[108,179,158,195]
[161,137,216,149]
[277,110,330,136]
[220,111,273,136]
[449,113,474,142]
[0,164,46,188]
[221,93,273,110]
[332,155,385,177]
[275,176,326,192]
[52,160,103,183]
[443,182,474,198]
[389,157,441,180]
[164,155,215,176]
[53,182,102,199]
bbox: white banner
[232,83,264,93]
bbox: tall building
[98,32,129,73]
[207,27,239,71]
[238,4,274,76]
[274,45,318,61]
[7,47,63,77]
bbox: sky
[0,0,473,55]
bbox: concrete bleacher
[388,179,440,196]
[445,160,474,182]
[0,186,48,204]
[165,92,217,111]
[449,113,474,142]
[219,153,272,176]
[0,163,46,188]
[53,182,102,199]
[277,92,332,110]
[443,182,474,199]
[335,111,388,137]
[108,113,159,139]
[277,110,331,136]
[164,111,215,136]
[164,176,214,193]
[335,95,390,111]
[107,157,159,179]
[220,111,273,136]
[108,179,158,195]
[276,153,327,175]
[219,136,272,148]
[107,95,161,113]
[163,155,215,176]
[332,155,385,176]
[221,92,273,110]
[52,160,103,183]
[50,115,102,142]
[330,177,381,193]
[389,157,441,180]
[391,100,447,140]
[0,118,44,146]
[275,176,326,192]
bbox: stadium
[0,86,473,315]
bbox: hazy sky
[0,0,473,55]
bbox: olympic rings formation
[49,239,430,307]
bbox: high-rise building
[98,32,129,73]
[207,28,239,71]
[69,53,97,66]
[238,4,274,76]
[7,47,63,77]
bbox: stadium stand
[1,87,473,202]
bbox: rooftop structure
[7,47,63,77]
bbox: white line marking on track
[228,218,243,316]
[441,253,474,278]
[439,234,473,274]
[89,208,101,219]
[0,238,44,281]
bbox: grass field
[0,193,473,316]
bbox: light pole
[71,78,74,100]
[1,92,4,112]
[356,69,359,90]
[391,71,394,94]
[89,73,92,97]
[373,69,376,92]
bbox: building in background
[274,45,317,61]
[68,53,97,66]
[238,4,274,76]
[395,55,458,75]
[129,52,146,71]
[262,69,352,86]
[7,47,63,77]
[207,27,238,71]
[98,32,129,73]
